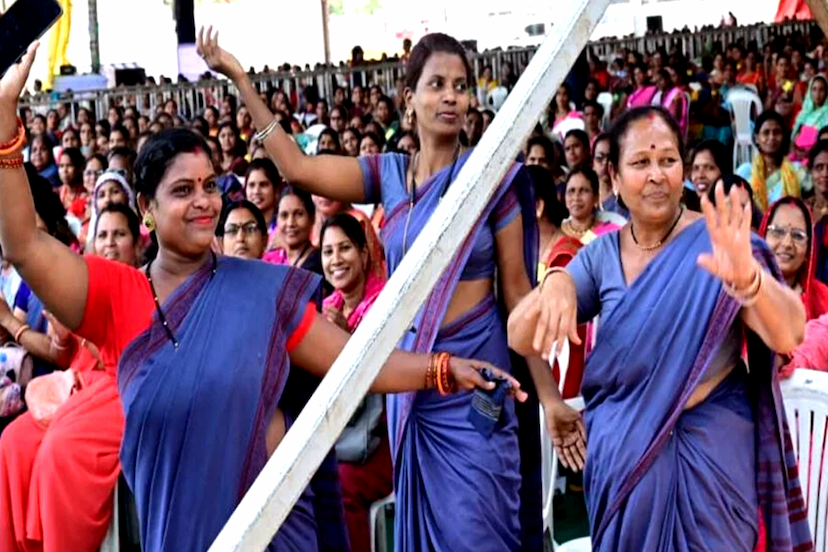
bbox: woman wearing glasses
[759,197,828,321]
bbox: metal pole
[321,0,331,65]
[88,0,100,73]
[205,0,613,550]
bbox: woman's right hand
[507,273,581,360]
[197,26,245,82]
[0,42,38,139]
[545,399,587,471]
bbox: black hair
[134,128,212,199]
[86,153,109,171]
[330,104,349,121]
[216,199,267,237]
[753,110,790,162]
[565,165,600,195]
[317,127,342,154]
[96,119,111,137]
[360,131,383,153]
[564,129,591,160]
[217,122,247,158]
[810,139,828,168]
[95,202,141,244]
[320,213,368,251]
[608,105,684,172]
[528,165,567,226]
[110,124,129,141]
[245,158,282,189]
[582,100,604,118]
[817,125,828,141]
[108,146,136,166]
[59,147,86,186]
[690,140,732,176]
[393,131,420,153]
[405,33,473,91]
[278,185,316,219]
[592,132,610,150]
[222,94,238,114]
[29,134,55,164]
[526,135,556,162]
[61,127,79,143]
[24,163,75,246]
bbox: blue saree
[567,220,812,552]
[118,257,322,552]
[359,151,540,551]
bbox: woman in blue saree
[199,28,554,551]
[509,106,813,551]
[0,51,525,552]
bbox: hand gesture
[0,43,38,111]
[196,26,245,81]
[449,358,529,403]
[697,180,756,289]
[545,400,587,471]
[44,311,72,346]
[508,276,581,361]
[323,304,349,332]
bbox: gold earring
[406,108,414,125]
[143,214,155,232]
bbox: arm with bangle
[0,311,77,368]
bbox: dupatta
[581,221,811,551]
[118,257,321,552]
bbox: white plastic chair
[369,492,395,552]
[726,87,762,170]
[99,484,119,552]
[781,369,828,552]
[552,117,586,142]
[540,339,592,551]
[487,86,509,112]
[596,92,613,129]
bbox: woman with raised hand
[508,106,812,551]
[199,27,551,551]
[0,43,521,552]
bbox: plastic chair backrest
[553,117,586,141]
[597,92,613,129]
[487,86,509,112]
[727,87,762,140]
[781,369,828,552]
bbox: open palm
[196,26,244,81]
[697,180,756,288]
[0,43,38,109]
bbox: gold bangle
[14,324,30,343]
[0,118,27,157]
[540,267,568,291]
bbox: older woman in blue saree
[0,49,526,552]
[199,28,557,552]
[509,106,813,551]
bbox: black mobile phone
[0,0,63,78]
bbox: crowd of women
[0,17,824,552]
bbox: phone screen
[0,0,63,78]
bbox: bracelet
[0,155,24,170]
[253,119,280,143]
[0,118,27,157]
[435,352,455,396]
[540,267,568,292]
[13,324,30,343]
[425,353,437,389]
[723,264,763,306]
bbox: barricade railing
[20,18,816,125]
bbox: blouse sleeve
[75,256,144,347]
[13,283,31,312]
[492,183,521,233]
[358,154,385,204]
[566,245,602,324]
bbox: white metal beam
[207,0,611,549]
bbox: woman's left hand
[697,180,757,288]
[449,357,528,402]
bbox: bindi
[650,144,656,150]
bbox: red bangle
[0,155,24,170]
[0,119,26,156]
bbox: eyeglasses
[224,223,261,237]
[84,169,104,178]
[766,225,809,246]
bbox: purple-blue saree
[567,220,812,552]
[118,257,323,552]
[359,151,540,551]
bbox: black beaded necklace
[145,252,218,351]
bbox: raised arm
[0,44,89,330]
[197,27,365,203]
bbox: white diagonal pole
[208,0,611,550]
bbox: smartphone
[0,0,63,78]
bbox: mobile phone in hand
[0,0,63,78]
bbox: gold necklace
[562,218,591,238]
[630,206,684,251]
